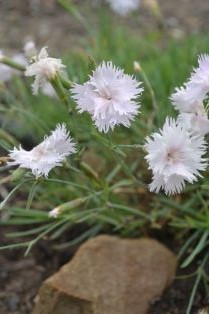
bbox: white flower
[106,0,140,16]
[171,54,209,113]
[188,54,209,99]
[23,40,37,59]
[171,54,209,135]
[177,105,209,136]
[25,47,66,95]
[8,124,76,177]
[71,61,143,133]
[171,85,203,113]
[144,118,207,195]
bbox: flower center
[166,149,180,164]
[100,89,112,100]
[32,147,45,161]
[98,83,112,101]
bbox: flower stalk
[50,75,72,111]
[0,56,25,72]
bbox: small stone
[33,236,177,314]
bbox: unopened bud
[133,61,141,72]
[49,197,86,218]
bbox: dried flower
[144,118,207,194]
[71,61,143,133]
[25,47,66,95]
[8,124,76,177]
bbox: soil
[0,1,209,314]
[0,228,207,314]
[0,226,81,314]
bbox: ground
[0,0,209,54]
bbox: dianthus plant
[0,45,208,257]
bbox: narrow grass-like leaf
[181,231,209,268]
[54,225,101,250]
[5,223,54,238]
[26,180,39,210]
[0,179,34,211]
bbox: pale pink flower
[8,124,76,177]
[177,105,209,136]
[171,54,209,113]
[188,54,209,99]
[144,118,207,195]
[71,61,143,133]
[171,54,209,135]
[171,85,203,113]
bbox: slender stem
[59,75,73,89]
[134,62,158,126]
[57,0,92,35]
[139,66,157,113]
[50,75,72,112]
[117,144,143,149]
[1,57,25,72]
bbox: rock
[33,236,177,314]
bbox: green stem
[57,0,92,35]
[50,75,72,112]
[1,57,25,72]
[140,66,158,113]
[134,62,158,127]
[117,144,143,149]
[59,75,73,89]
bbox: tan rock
[33,235,177,314]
